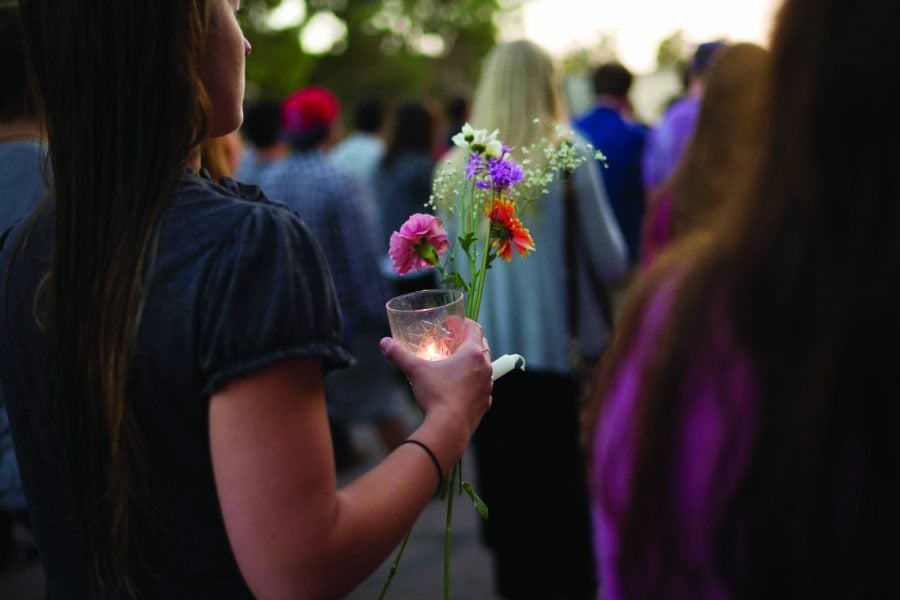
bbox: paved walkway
[341,425,500,600]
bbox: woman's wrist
[410,413,471,474]
[397,439,445,494]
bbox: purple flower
[466,144,523,191]
[486,155,524,190]
[465,153,485,180]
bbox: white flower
[482,138,503,158]
[451,122,477,148]
[451,123,502,157]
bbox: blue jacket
[574,105,647,263]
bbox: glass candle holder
[385,289,466,360]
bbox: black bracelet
[399,439,444,494]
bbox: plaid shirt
[258,150,390,327]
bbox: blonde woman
[453,39,628,599]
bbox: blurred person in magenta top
[587,0,900,597]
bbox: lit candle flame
[419,341,445,361]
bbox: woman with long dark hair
[587,0,900,597]
[0,1,492,597]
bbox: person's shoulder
[627,119,650,135]
[575,106,638,137]
[621,118,649,143]
[318,153,368,197]
[569,131,602,157]
[653,95,686,125]
[173,170,301,234]
[179,169,272,205]
[170,174,322,284]
[0,139,46,159]
[334,132,383,151]
[273,150,347,179]
[573,105,612,129]
[256,151,331,190]
[663,95,700,125]
[572,106,597,128]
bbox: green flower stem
[466,179,478,235]
[459,183,469,250]
[466,184,479,309]
[461,178,477,246]
[434,262,450,287]
[378,529,412,600]
[470,235,492,321]
[465,266,477,317]
[443,461,460,600]
[438,254,488,600]
[468,248,479,314]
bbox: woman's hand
[380,318,493,443]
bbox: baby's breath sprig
[431,120,607,213]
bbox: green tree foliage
[655,28,690,71]
[241,0,521,112]
[561,31,620,75]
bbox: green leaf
[458,232,477,254]
[462,482,489,520]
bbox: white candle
[491,354,525,381]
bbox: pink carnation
[389,213,451,275]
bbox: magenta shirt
[640,189,674,270]
[590,280,757,598]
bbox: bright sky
[266,0,782,73]
[514,0,782,73]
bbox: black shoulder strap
[563,174,614,335]
[563,174,579,340]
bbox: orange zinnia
[487,198,535,261]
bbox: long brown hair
[666,42,769,239]
[588,0,900,596]
[17,0,210,592]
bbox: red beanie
[281,86,340,136]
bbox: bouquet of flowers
[380,122,601,599]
